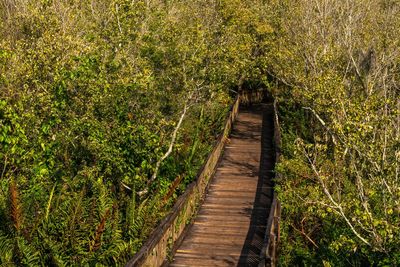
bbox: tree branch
[137,91,195,196]
[303,147,371,247]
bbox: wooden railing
[258,99,282,267]
[125,97,240,267]
[239,88,265,105]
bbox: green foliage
[0,0,269,265]
[265,0,400,265]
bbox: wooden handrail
[239,88,265,105]
[125,97,240,267]
[258,99,282,267]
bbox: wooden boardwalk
[169,104,275,267]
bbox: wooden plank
[211,175,261,181]
[170,251,264,267]
[208,190,264,199]
[209,184,271,191]
[177,243,247,254]
[210,180,263,186]
[174,250,259,260]
[189,227,268,237]
[169,256,239,267]
[201,202,268,210]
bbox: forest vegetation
[0,0,268,265]
[0,0,399,266]
[268,0,400,266]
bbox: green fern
[14,236,40,266]
[0,232,13,266]
[45,183,57,222]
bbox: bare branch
[303,147,371,247]
[115,4,123,34]
[290,221,319,249]
[138,91,195,196]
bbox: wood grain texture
[169,104,275,267]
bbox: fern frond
[9,179,21,233]
[0,231,13,265]
[45,183,57,222]
[91,208,110,252]
[15,236,40,266]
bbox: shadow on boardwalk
[238,104,275,266]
